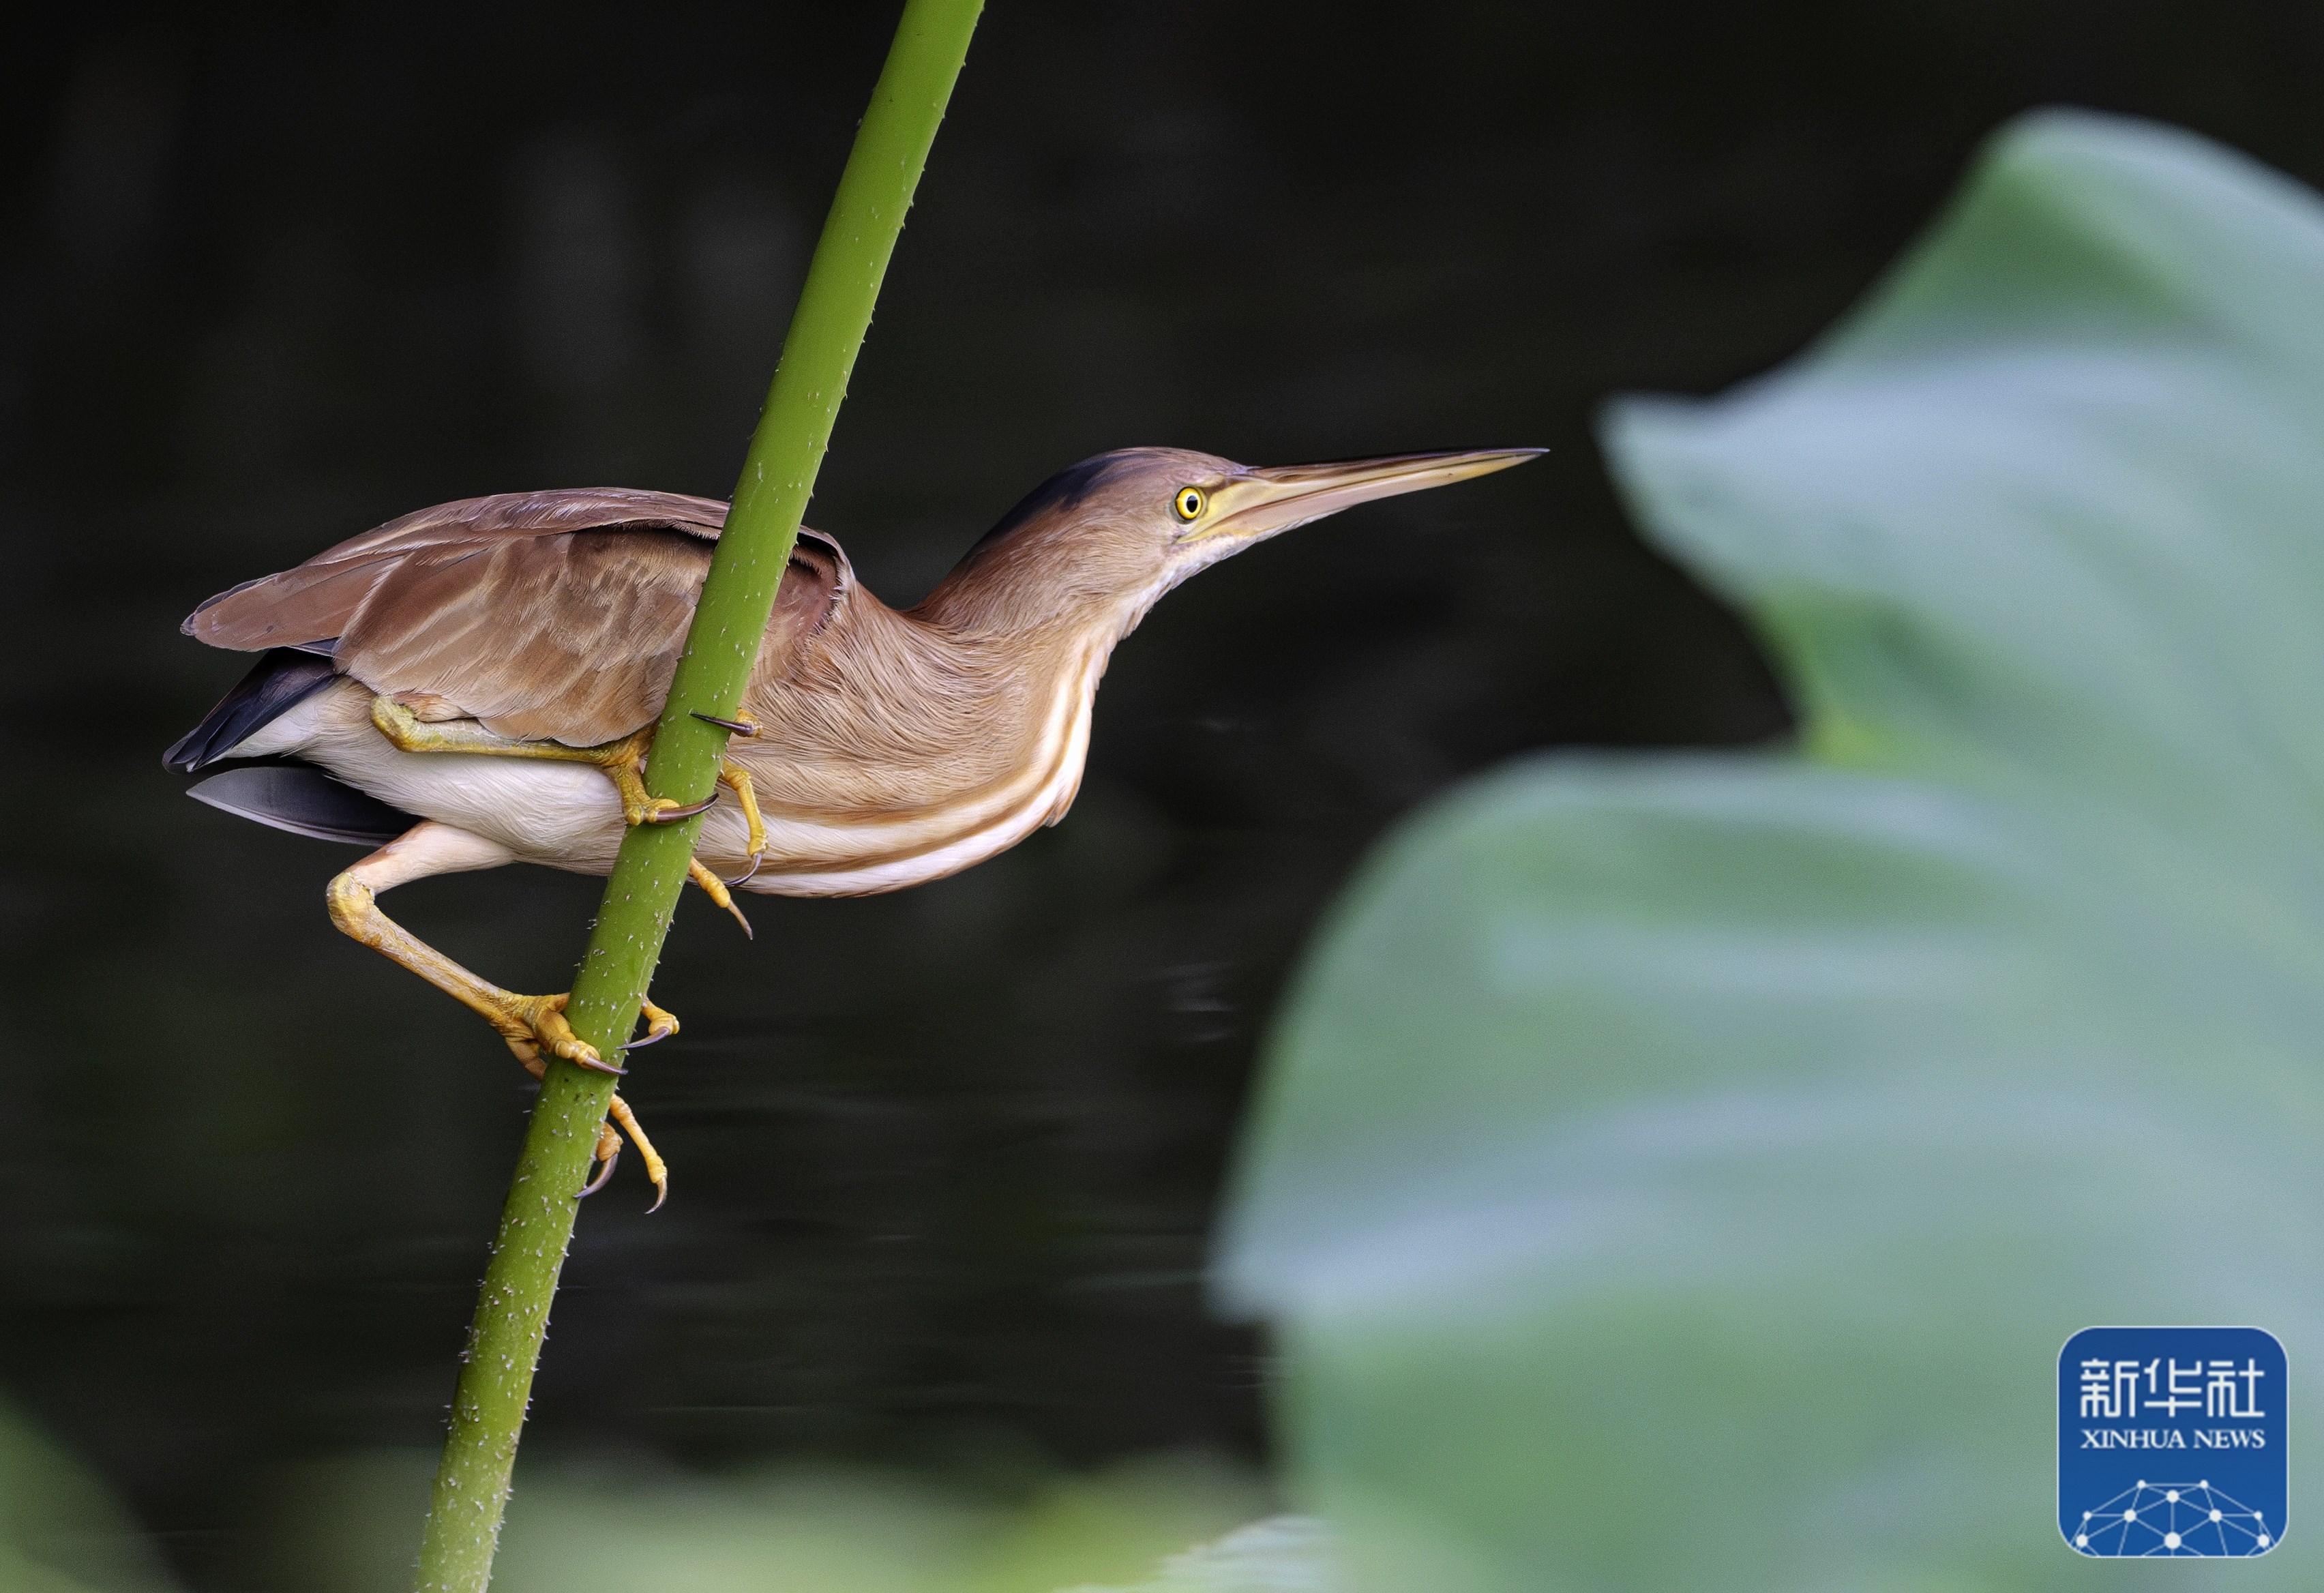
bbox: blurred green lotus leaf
[1218,108,2324,1591]
[261,1448,1269,1593]
[0,1395,177,1593]
[1069,1516,1336,1593]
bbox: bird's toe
[492,992,623,1075]
[634,998,681,1047]
[635,794,717,825]
[578,1124,621,1198]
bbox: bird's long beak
[1189,448,1543,545]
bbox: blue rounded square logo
[2059,1326,2286,1556]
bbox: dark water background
[4,2,2321,1583]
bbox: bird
[166,445,1540,1204]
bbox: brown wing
[180,488,850,747]
[183,488,730,652]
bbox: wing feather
[183,488,730,651]
[178,488,850,749]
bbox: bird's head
[924,445,1542,636]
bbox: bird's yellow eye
[1174,486,1206,521]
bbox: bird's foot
[717,755,767,870]
[487,990,680,1073]
[672,718,771,869]
[587,730,713,827]
[326,851,676,1208]
[581,1120,623,1196]
[608,1094,669,1211]
[484,989,623,1075]
[687,711,770,868]
[614,721,769,887]
[688,859,753,938]
[371,696,493,752]
[529,1072,668,1209]
[632,996,681,1047]
[631,790,717,825]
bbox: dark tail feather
[185,766,417,846]
[164,649,340,773]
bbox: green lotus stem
[411,5,982,1587]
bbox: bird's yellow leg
[327,822,681,1077]
[371,696,766,862]
[369,697,709,827]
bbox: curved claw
[691,711,760,737]
[645,1177,668,1215]
[726,851,766,888]
[569,1052,627,1076]
[640,794,717,824]
[578,1145,620,1197]
[687,858,754,938]
[636,998,680,1047]
[624,1026,671,1051]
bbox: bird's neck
[734,584,1109,833]
[913,555,1170,659]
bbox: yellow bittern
[166,446,1538,1202]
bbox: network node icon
[2068,1480,2273,1557]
